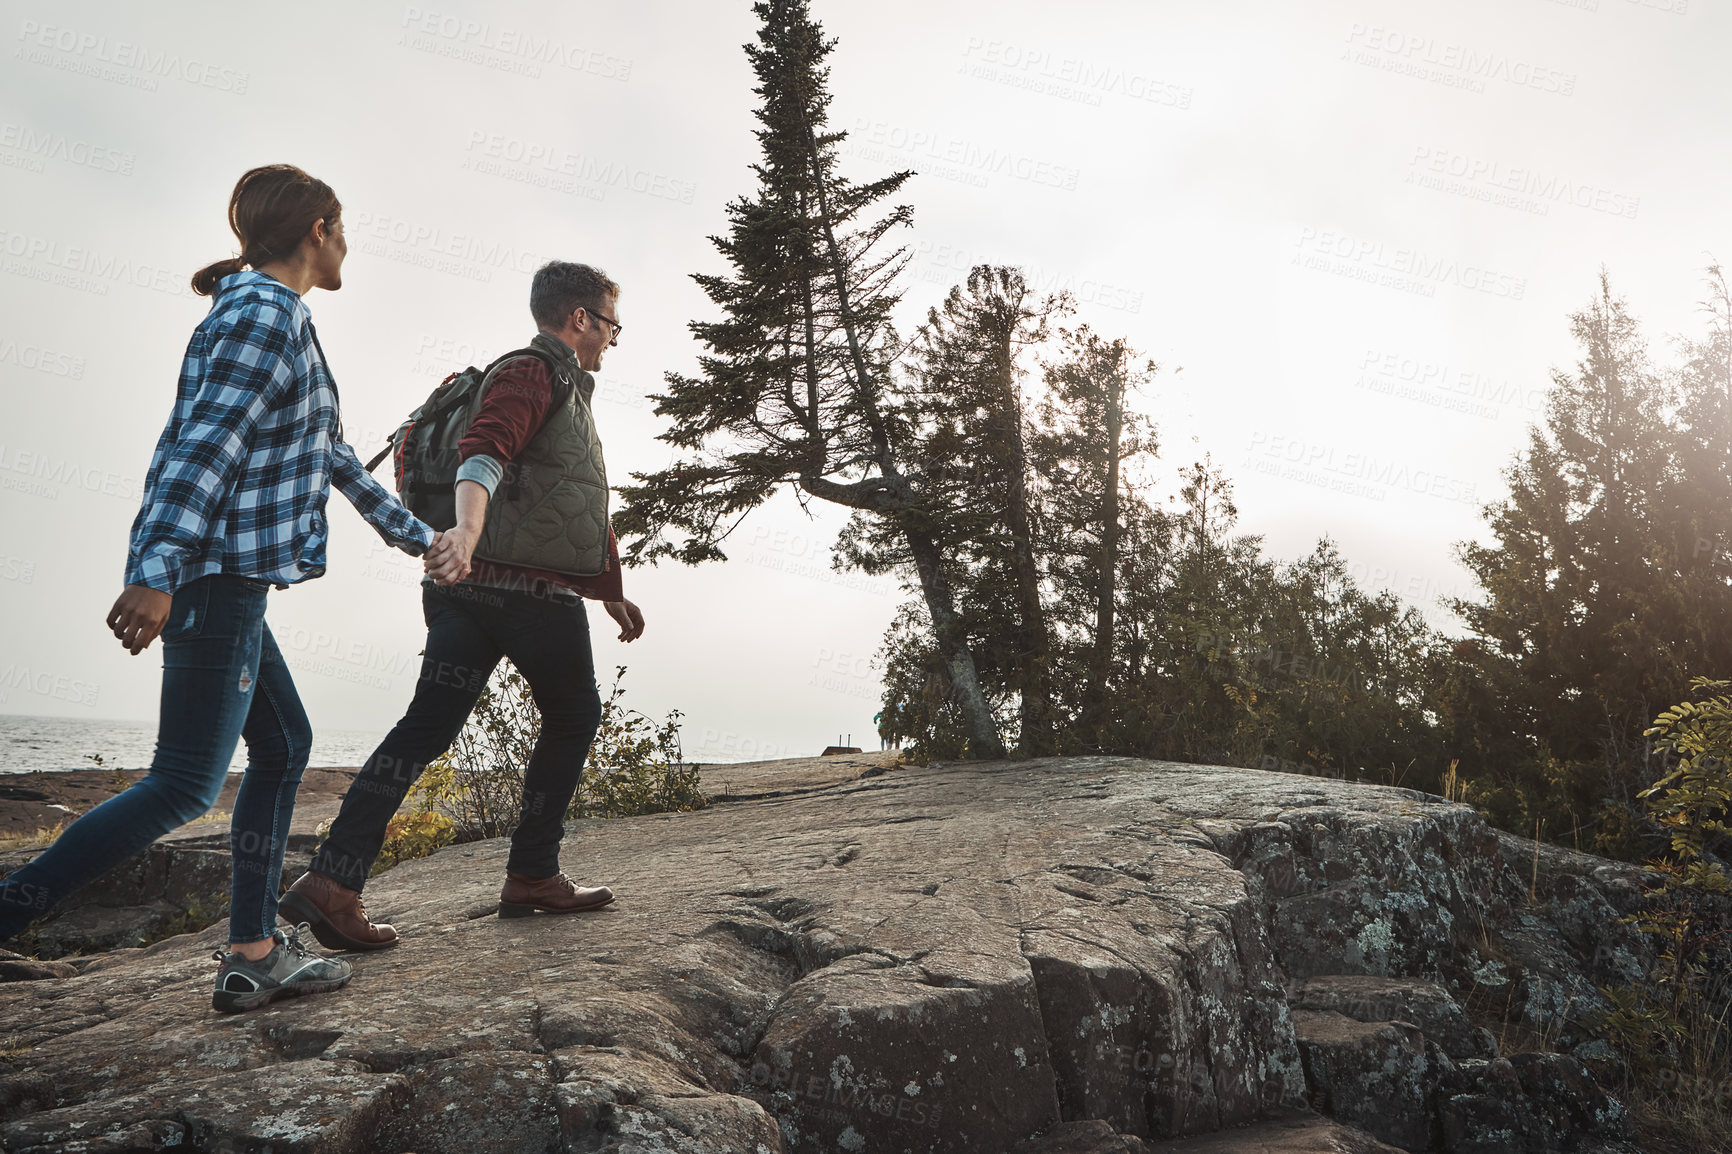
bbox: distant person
[0,164,445,1012]
[280,261,643,950]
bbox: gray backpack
[365,347,568,531]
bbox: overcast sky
[1,0,1723,764]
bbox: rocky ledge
[0,756,1656,1153]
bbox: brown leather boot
[498,872,614,918]
[278,871,399,951]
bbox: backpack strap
[480,346,571,415]
[361,346,570,475]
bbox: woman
[0,164,445,1012]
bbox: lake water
[0,714,386,774]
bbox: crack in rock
[0,757,1657,1154]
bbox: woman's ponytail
[190,256,247,297]
[189,165,342,297]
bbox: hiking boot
[498,871,614,918]
[279,871,398,951]
[211,925,352,1014]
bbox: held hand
[604,599,644,642]
[106,585,174,655]
[424,529,452,570]
[425,525,479,585]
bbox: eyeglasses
[583,307,622,345]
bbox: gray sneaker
[211,924,353,1014]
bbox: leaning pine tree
[615,0,1006,756]
[836,267,1065,754]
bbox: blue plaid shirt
[125,270,433,593]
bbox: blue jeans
[0,574,311,945]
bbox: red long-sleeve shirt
[454,352,623,603]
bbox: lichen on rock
[0,754,1652,1152]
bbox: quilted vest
[471,332,610,578]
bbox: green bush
[1581,678,1732,1152]
[417,663,539,840]
[414,662,707,838]
[371,810,459,875]
[575,666,706,818]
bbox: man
[280,261,643,949]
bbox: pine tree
[1451,270,1686,841]
[1032,327,1160,746]
[1250,539,1443,783]
[1669,265,1732,663]
[836,266,1063,753]
[1146,459,1276,762]
[614,0,1006,756]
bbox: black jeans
[309,582,602,891]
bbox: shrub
[1582,678,1732,1152]
[371,810,459,875]
[413,661,706,838]
[575,666,705,817]
[419,663,539,840]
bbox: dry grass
[183,810,232,826]
[1455,936,1732,1154]
[1625,1102,1732,1154]
[1614,970,1732,1154]
[1441,758,1465,803]
[1458,973,1571,1059]
[0,821,68,852]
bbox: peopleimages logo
[277,626,418,692]
[1343,24,1575,95]
[0,123,134,175]
[1356,347,1545,418]
[462,131,696,205]
[348,210,551,281]
[1245,430,1480,506]
[0,443,142,502]
[1293,227,1526,301]
[0,664,99,708]
[913,240,1144,314]
[1347,559,1468,607]
[849,118,1081,191]
[1407,146,1639,220]
[0,554,37,584]
[0,229,196,299]
[14,20,250,94]
[0,336,85,379]
[400,7,632,80]
[958,37,1194,109]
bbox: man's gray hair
[530,261,621,329]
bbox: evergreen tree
[1138,459,1276,762]
[1668,265,1732,663]
[1450,271,1688,845]
[615,0,1006,755]
[836,266,1063,753]
[1247,540,1443,784]
[1032,327,1160,746]
[869,372,1443,782]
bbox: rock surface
[0,833,312,958]
[0,755,1651,1152]
[1290,977,1493,1062]
[0,766,364,959]
[0,768,360,840]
